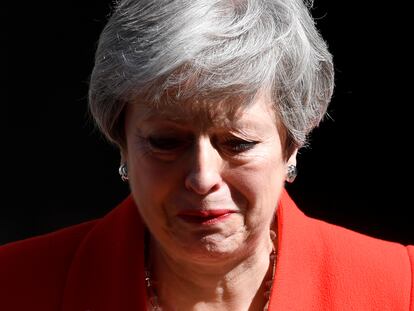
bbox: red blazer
[1,190,413,310]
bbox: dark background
[4,1,413,245]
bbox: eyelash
[142,135,259,155]
[147,136,188,151]
[219,138,258,153]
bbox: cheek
[127,155,177,212]
[127,158,181,236]
[126,136,175,192]
[228,156,285,212]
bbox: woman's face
[123,95,296,262]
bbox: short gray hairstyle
[89,0,334,151]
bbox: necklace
[144,230,277,311]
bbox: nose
[184,137,223,195]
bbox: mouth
[177,210,236,225]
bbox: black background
[4,1,413,245]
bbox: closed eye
[220,138,259,153]
[147,136,190,151]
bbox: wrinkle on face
[129,90,279,135]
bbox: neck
[148,232,277,311]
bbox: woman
[1,0,413,310]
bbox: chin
[170,231,246,262]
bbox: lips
[177,209,236,225]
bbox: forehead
[128,94,277,131]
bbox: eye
[147,136,189,151]
[220,137,258,153]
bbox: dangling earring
[286,164,297,183]
[119,163,129,182]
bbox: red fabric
[1,190,412,310]
[271,191,413,310]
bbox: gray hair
[89,0,334,151]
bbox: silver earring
[118,163,129,182]
[286,164,297,183]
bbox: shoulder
[310,215,411,265]
[281,190,412,278]
[278,190,413,309]
[310,216,414,309]
[0,220,98,310]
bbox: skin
[122,94,297,310]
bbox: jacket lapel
[62,196,147,310]
[269,190,326,310]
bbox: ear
[287,148,298,166]
[119,147,128,165]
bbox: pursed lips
[176,209,237,225]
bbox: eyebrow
[137,108,229,129]
[134,102,275,133]
[139,117,192,132]
[139,115,273,139]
